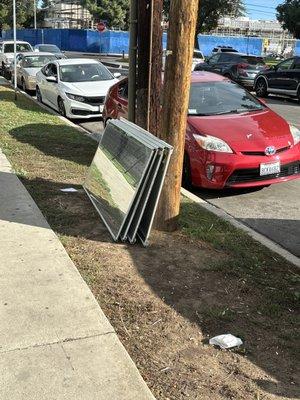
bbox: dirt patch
[59,195,299,400]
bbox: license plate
[260,161,280,176]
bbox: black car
[194,52,267,88]
[254,56,300,101]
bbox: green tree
[163,0,245,34]
[0,0,37,29]
[277,0,300,38]
[82,0,130,29]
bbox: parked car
[0,40,33,77]
[191,49,205,70]
[194,52,267,89]
[163,49,204,71]
[254,56,300,101]
[34,44,66,59]
[103,72,300,189]
[36,58,120,119]
[10,52,58,92]
[212,45,238,54]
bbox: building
[212,17,292,39]
[209,17,295,56]
[43,0,93,29]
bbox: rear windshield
[240,56,265,65]
[38,45,60,53]
[4,43,32,53]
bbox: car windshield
[4,43,32,52]
[241,56,265,65]
[59,63,113,82]
[38,45,60,53]
[188,81,264,116]
[22,55,57,68]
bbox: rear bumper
[236,77,255,88]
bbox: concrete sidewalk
[0,149,155,399]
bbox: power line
[246,8,277,15]
[244,3,276,10]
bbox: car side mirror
[114,72,121,78]
[46,76,57,83]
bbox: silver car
[11,52,58,92]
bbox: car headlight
[193,134,233,153]
[66,93,85,102]
[290,125,300,145]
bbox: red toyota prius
[103,71,300,189]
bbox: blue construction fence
[295,41,300,56]
[197,34,263,56]
[2,28,168,54]
[2,28,300,56]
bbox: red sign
[97,22,106,32]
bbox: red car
[103,72,300,189]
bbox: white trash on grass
[60,187,78,193]
[209,334,243,349]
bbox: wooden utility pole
[128,0,138,122]
[156,0,199,231]
[136,0,163,135]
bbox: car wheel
[182,153,192,189]
[36,86,42,103]
[58,97,66,117]
[21,78,27,93]
[255,78,268,98]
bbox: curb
[181,187,300,268]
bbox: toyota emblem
[265,146,276,156]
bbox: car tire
[297,87,300,104]
[255,78,268,98]
[182,153,192,189]
[36,86,42,103]
[58,97,66,117]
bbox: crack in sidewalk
[0,330,115,355]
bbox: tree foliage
[276,0,300,38]
[82,0,130,29]
[0,0,37,30]
[163,0,245,34]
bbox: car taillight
[237,63,249,69]
[237,63,249,76]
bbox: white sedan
[36,58,120,119]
